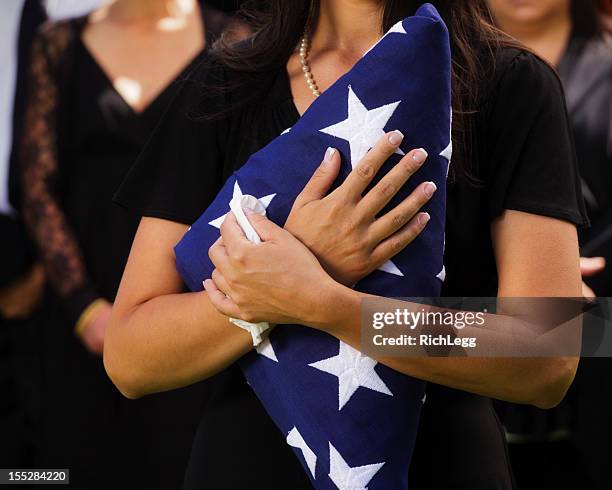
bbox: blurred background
[0,1,610,489]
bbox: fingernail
[412,148,428,166]
[418,212,431,225]
[323,147,336,164]
[244,207,255,215]
[424,182,437,198]
[388,130,404,146]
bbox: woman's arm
[103,217,254,398]
[20,26,110,354]
[337,209,581,409]
[206,205,581,410]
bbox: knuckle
[378,181,396,198]
[232,291,245,306]
[232,247,247,264]
[313,166,328,179]
[341,217,359,234]
[240,310,256,323]
[356,162,374,180]
[390,236,406,254]
[383,138,395,152]
[208,244,219,262]
[400,197,419,217]
[402,156,419,174]
[327,198,344,215]
[220,219,230,234]
[392,213,407,229]
[352,238,368,256]
[412,222,424,238]
[211,269,224,285]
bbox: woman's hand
[79,300,112,355]
[204,130,435,325]
[205,212,341,326]
[580,256,605,299]
[285,130,435,285]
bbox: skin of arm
[104,133,431,398]
[103,217,255,398]
[206,151,582,409]
[333,210,581,409]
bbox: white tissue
[227,194,271,346]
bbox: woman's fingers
[370,212,431,266]
[243,208,286,242]
[358,147,429,217]
[220,212,250,248]
[208,237,232,272]
[338,130,405,200]
[211,268,232,295]
[580,257,606,277]
[203,278,242,318]
[370,180,437,240]
[293,147,341,209]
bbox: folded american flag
[175,4,451,488]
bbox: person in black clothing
[0,0,47,470]
[108,0,586,488]
[18,1,234,488]
[488,1,611,488]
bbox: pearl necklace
[299,33,321,98]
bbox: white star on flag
[436,265,446,282]
[208,181,276,229]
[256,337,278,362]
[440,139,452,162]
[439,109,453,177]
[320,85,404,168]
[437,234,446,282]
[328,443,385,490]
[320,85,405,277]
[363,19,407,57]
[309,341,393,410]
[287,427,317,478]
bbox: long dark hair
[207,1,522,180]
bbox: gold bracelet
[74,298,108,338]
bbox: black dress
[18,7,230,490]
[115,48,587,489]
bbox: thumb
[293,147,341,208]
[580,256,606,277]
[245,208,285,242]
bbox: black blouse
[115,48,587,489]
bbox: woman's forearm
[104,290,253,398]
[317,284,578,409]
[103,217,256,399]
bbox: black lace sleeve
[20,22,100,326]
